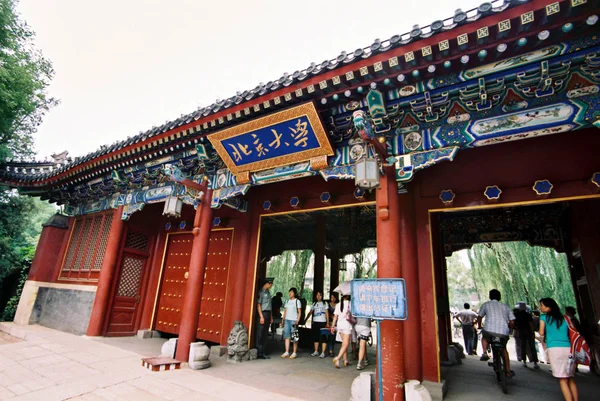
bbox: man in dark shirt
[256,277,274,359]
[514,302,539,369]
[271,292,283,335]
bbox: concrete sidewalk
[0,323,312,401]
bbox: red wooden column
[399,192,422,380]
[176,189,213,361]
[232,210,253,322]
[376,167,405,401]
[313,215,326,295]
[87,206,125,336]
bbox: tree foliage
[0,0,58,318]
[0,0,57,161]
[447,242,577,311]
[266,250,313,299]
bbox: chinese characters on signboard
[351,279,407,320]
[208,102,333,176]
[221,115,320,166]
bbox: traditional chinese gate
[105,229,154,336]
[153,229,233,343]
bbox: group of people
[454,289,580,401]
[255,277,371,370]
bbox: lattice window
[93,217,112,270]
[116,256,144,297]
[80,218,99,271]
[60,213,113,281]
[62,220,83,271]
[125,231,149,251]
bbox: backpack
[564,315,593,366]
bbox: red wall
[28,224,69,282]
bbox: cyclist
[477,289,516,378]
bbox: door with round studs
[154,229,233,343]
[196,229,233,343]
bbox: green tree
[266,250,313,299]
[0,0,58,318]
[446,251,477,308]
[1,0,57,161]
[464,242,576,310]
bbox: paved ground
[4,323,597,400]
[445,332,600,400]
[0,323,372,401]
[443,354,600,400]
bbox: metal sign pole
[376,319,383,401]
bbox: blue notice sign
[351,279,407,320]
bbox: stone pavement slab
[0,323,309,401]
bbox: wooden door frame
[103,224,156,336]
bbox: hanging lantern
[163,196,183,218]
[355,157,379,189]
[339,260,347,272]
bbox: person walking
[331,294,354,368]
[280,288,302,359]
[514,302,539,369]
[539,298,578,401]
[454,303,478,355]
[327,293,338,357]
[271,291,283,335]
[256,277,274,359]
[305,291,329,358]
[355,317,371,370]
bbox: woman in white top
[305,291,329,358]
[279,287,302,359]
[330,294,355,368]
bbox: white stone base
[405,380,433,401]
[14,280,96,326]
[350,371,374,401]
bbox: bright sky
[17,0,483,160]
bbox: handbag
[346,308,357,325]
[291,326,300,343]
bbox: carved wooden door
[154,233,192,335]
[106,230,153,336]
[197,229,233,343]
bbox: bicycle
[488,334,509,394]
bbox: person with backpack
[539,297,578,401]
[330,294,355,368]
[280,287,302,359]
[305,291,329,358]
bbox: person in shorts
[539,297,578,401]
[477,289,515,377]
[279,287,301,359]
[305,291,329,358]
[355,317,371,370]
